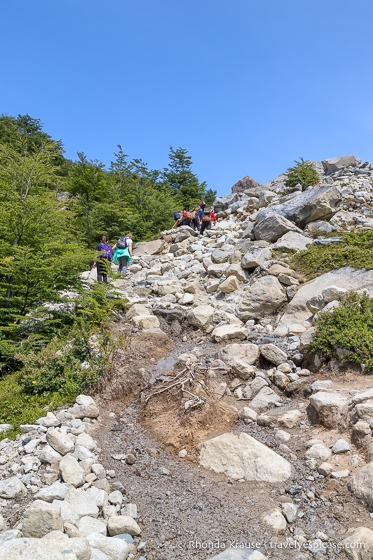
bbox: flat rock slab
[279,267,373,327]
[198,432,292,482]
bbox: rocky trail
[2,154,373,559]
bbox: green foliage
[291,231,373,279]
[0,372,71,441]
[285,157,320,191]
[311,292,373,373]
[164,147,216,210]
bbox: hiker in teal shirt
[113,233,133,276]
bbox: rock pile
[0,395,145,559]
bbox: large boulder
[59,454,85,487]
[133,238,165,256]
[253,214,302,242]
[308,391,348,428]
[0,539,78,560]
[279,267,373,327]
[198,432,292,482]
[23,500,63,538]
[214,193,238,213]
[212,324,248,343]
[256,185,341,228]
[231,175,261,194]
[239,276,286,319]
[273,231,312,252]
[187,305,215,329]
[341,527,373,560]
[322,154,360,175]
[241,247,272,269]
[87,532,128,560]
[349,462,373,509]
[260,344,287,365]
[0,477,26,499]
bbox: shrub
[291,231,373,279]
[311,292,373,373]
[285,158,320,190]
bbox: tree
[0,134,89,368]
[164,147,215,210]
[68,152,108,245]
[285,158,320,191]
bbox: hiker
[93,235,113,283]
[173,211,182,228]
[200,208,217,236]
[199,200,206,221]
[192,207,201,232]
[113,233,133,276]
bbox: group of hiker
[94,201,217,283]
[94,233,133,283]
[173,200,217,234]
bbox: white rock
[305,443,331,462]
[321,285,347,303]
[108,490,123,506]
[198,432,292,482]
[275,430,291,443]
[249,387,281,411]
[309,391,348,428]
[35,481,69,502]
[85,486,108,509]
[318,462,333,476]
[219,275,240,293]
[282,502,298,523]
[262,509,287,534]
[212,324,248,343]
[0,477,26,499]
[65,487,99,518]
[60,454,85,487]
[260,344,287,366]
[86,532,128,560]
[39,444,62,464]
[23,500,63,537]
[46,429,75,455]
[78,515,107,537]
[36,412,60,428]
[0,539,77,560]
[107,514,141,536]
[187,305,215,328]
[76,395,95,406]
[52,499,80,527]
[341,527,373,560]
[332,439,350,454]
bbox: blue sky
[1,0,373,195]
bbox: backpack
[186,211,194,219]
[117,236,128,249]
[98,243,113,260]
[173,212,181,220]
[203,214,211,222]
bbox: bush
[291,231,373,279]
[285,158,320,190]
[311,292,373,373]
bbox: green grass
[291,231,373,279]
[0,372,74,441]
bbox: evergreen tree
[164,147,215,210]
[285,158,320,191]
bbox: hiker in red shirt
[200,208,217,236]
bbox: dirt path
[92,319,373,559]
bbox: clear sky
[1,0,373,195]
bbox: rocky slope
[2,154,373,559]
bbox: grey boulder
[322,154,361,175]
[253,214,302,242]
[256,185,341,228]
